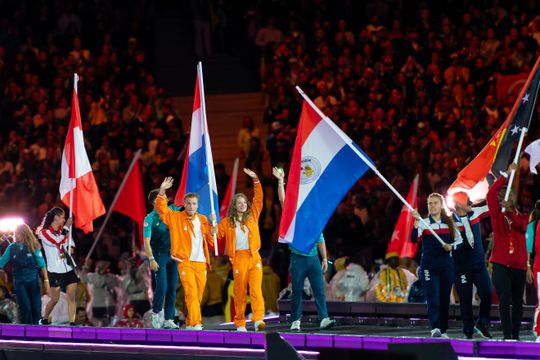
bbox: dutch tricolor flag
[278,88,373,253]
[175,63,220,222]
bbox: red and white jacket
[38,226,74,274]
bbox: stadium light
[0,217,24,233]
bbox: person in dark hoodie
[451,193,492,339]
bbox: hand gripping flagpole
[295,86,447,247]
[85,149,142,262]
[197,62,219,256]
[502,127,527,213]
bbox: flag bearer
[156,177,214,330]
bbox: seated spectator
[0,285,18,323]
[116,304,144,328]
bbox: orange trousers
[232,250,264,327]
[178,261,207,327]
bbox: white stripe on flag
[189,108,203,155]
[295,119,347,211]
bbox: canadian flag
[59,74,105,233]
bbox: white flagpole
[67,73,79,254]
[502,127,527,213]
[197,62,219,256]
[85,149,142,261]
[295,86,447,246]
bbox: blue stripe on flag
[290,144,370,253]
[186,134,220,220]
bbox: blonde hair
[15,224,41,253]
[428,193,456,242]
[226,193,252,226]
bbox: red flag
[386,175,419,259]
[60,76,105,233]
[216,158,239,255]
[496,72,528,102]
[219,158,239,219]
[111,157,146,246]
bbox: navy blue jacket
[411,216,462,270]
[452,205,489,270]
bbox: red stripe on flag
[279,101,322,239]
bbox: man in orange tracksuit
[217,168,265,332]
[156,177,214,330]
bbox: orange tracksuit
[155,195,213,327]
[217,182,265,327]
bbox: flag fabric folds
[278,99,373,254]
[59,77,105,233]
[174,63,220,221]
[111,157,146,245]
[525,139,540,174]
[386,175,419,259]
[448,57,540,202]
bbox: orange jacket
[217,182,263,259]
[155,195,213,268]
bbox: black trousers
[455,263,492,334]
[492,263,526,339]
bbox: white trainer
[431,328,442,337]
[290,320,301,331]
[237,326,247,332]
[193,324,203,330]
[320,317,336,330]
[441,333,450,339]
[151,313,161,329]
[163,319,179,329]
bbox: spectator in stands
[80,260,120,327]
[0,285,18,323]
[121,257,151,318]
[374,254,410,303]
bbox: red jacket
[487,176,529,270]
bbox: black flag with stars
[491,57,540,178]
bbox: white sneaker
[254,320,266,331]
[441,333,450,339]
[185,325,196,330]
[163,319,179,329]
[237,326,247,332]
[290,320,301,331]
[193,324,203,330]
[431,328,442,337]
[320,318,336,330]
[536,336,540,343]
[151,313,161,329]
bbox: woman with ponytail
[37,207,78,325]
[412,193,462,338]
[0,224,48,324]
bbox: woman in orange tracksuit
[217,168,265,332]
[156,177,215,330]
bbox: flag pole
[197,62,219,256]
[295,86,447,246]
[502,127,527,212]
[85,149,142,261]
[67,73,79,254]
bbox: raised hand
[272,167,285,181]
[65,217,73,228]
[160,177,174,193]
[243,168,258,179]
